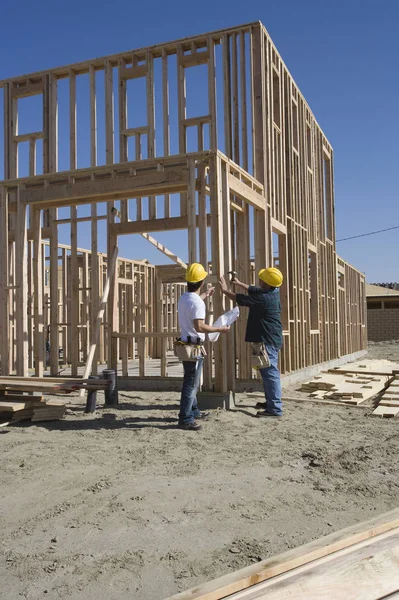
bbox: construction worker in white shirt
[177,263,230,431]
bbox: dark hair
[187,280,204,292]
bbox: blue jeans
[179,357,204,424]
[259,345,282,416]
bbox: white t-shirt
[178,292,206,342]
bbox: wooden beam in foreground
[164,508,399,600]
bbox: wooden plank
[0,401,29,412]
[187,159,197,264]
[210,155,227,393]
[140,233,186,267]
[146,50,156,219]
[15,188,28,376]
[162,49,171,218]
[180,50,210,68]
[111,213,211,236]
[14,131,43,143]
[21,167,190,207]
[0,188,10,375]
[105,59,114,164]
[80,246,118,396]
[32,208,44,376]
[232,33,240,164]
[118,60,128,221]
[239,31,248,171]
[226,531,399,599]
[228,173,265,210]
[11,82,43,98]
[372,405,399,418]
[90,66,99,374]
[208,37,217,149]
[119,64,148,80]
[380,399,399,407]
[107,236,119,370]
[165,508,399,600]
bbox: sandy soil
[1,341,399,600]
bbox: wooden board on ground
[301,372,389,405]
[225,531,399,599]
[164,508,399,600]
[380,399,399,407]
[0,401,29,412]
[281,396,368,408]
[330,359,399,377]
[371,405,399,418]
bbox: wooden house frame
[0,21,366,392]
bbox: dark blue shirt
[236,286,283,349]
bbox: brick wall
[367,307,399,341]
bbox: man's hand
[207,287,215,298]
[200,286,215,301]
[231,278,242,287]
[218,325,230,333]
[218,275,228,293]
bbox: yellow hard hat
[185,263,208,283]
[258,267,283,287]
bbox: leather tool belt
[173,336,207,362]
[250,342,270,370]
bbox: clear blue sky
[1,0,398,282]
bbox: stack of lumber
[372,376,399,418]
[0,376,109,394]
[301,373,345,394]
[0,376,109,426]
[301,373,389,405]
[0,397,67,425]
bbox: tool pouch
[173,339,207,362]
[250,342,270,370]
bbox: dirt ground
[1,341,398,600]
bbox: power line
[337,225,399,242]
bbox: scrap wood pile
[301,359,399,417]
[0,376,109,426]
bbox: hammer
[228,270,238,283]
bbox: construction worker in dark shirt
[219,268,284,417]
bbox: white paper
[208,306,240,342]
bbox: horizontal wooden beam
[122,126,149,137]
[120,64,148,80]
[180,50,210,68]
[271,217,287,235]
[0,23,255,87]
[13,131,44,143]
[111,213,211,236]
[11,82,43,98]
[228,173,265,211]
[183,115,211,127]
[113,331,176,338]
[18,167,190,208]
[3,151,212,187]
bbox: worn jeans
[179,357,204,424]
[259,345,283,416]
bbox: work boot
[255,402,267,409]
[178,420,202,431]
[256,411,282,418]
